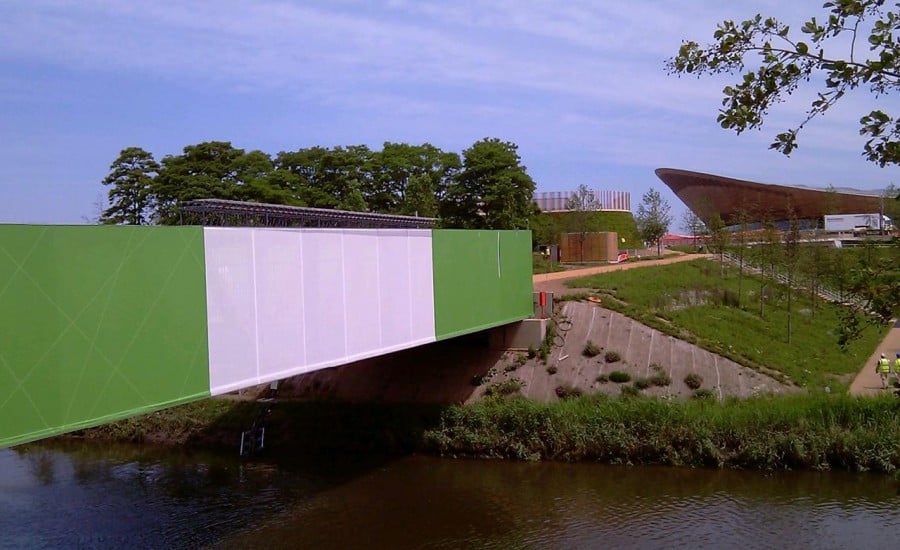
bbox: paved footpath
[849,319,900,396]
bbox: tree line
[100,138,536,229]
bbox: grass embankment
[568,258,887,390]
[423,394,900,472]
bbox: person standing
[876,353,891,389]
[894,353,900,387]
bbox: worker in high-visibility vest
[876,353,891,389]
[894,353,900,386]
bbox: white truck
[823,213,894,233]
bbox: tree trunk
[787,274,792,344]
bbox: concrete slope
[490,302,791,401]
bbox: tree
[376,142,460,214]
[152,141,248,224]
[733,208,753,306]
[801,238,829,320]
[100,147,159,225]
[881,183,900,228]
[529,207,559,247]
[635,188,672,256]
[681,210,706,251]
[566,184,602,262]
[837,240,900,348]
[340,179,368,212]
[667,1,900,166]
[274,145,376,211]
[783,213,802,344]
[756,219,783,319]
[401,173,437,218]
[445,138,536,229]
[706,213,731,277]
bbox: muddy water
[2,443,899,549]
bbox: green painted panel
[0,225,210,448]
[432,230,533,340]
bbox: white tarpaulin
[203,227,435,395]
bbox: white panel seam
[340,231,348,357]
[251,230,261,384]
[497,232,501,278]
[203,228,214,383]
[376,232,383,347]
[299,231,307,366]
[407,229,414,338]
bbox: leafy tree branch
[667,0,900,166]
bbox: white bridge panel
[204,228,436,395]
[204,229,258,394]
[254,230,306,384]
[342,230,384,359]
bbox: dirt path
[533,253,714,296]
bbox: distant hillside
[531,210,642,249]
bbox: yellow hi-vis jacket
[877,357,890,373]
[895,358,900,372]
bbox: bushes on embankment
[421,394,900,472]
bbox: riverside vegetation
[77,393,900,473]
[425,393,900,471]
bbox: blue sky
[1,1,895,226]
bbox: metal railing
[719,251,867,308]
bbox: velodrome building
[655,168,886,227]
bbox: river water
[2,442,899,549]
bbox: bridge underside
[0,226,532,448]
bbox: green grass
[684,373,703,390]
[532,253,565,274]
[483,377,526,398]
[423,393,900,471]
[583,340,602,357]
[568,258,887,390]
[609,371,631,383]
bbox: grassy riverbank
[72,393,900,474]
[423,394,900,472]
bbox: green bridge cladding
[0,225,532,448]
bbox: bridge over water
[0,225,532,448]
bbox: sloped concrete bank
[468,301,793,402]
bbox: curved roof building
[655,168,883,225]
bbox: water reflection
[218,459,900,549]
[2,443,899,549]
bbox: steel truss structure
[180,199,436,229]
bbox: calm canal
[2,442,899,549]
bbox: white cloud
[0,0,895,224]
